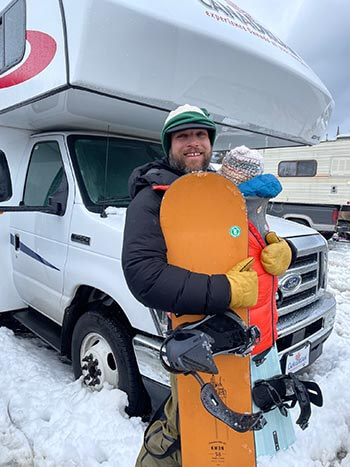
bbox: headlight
[149,308,168,337]
[321,248,328,290]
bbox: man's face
[169,128,212,173]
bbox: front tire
[320,231,334,240]
[71,308,151,417]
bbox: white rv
[0,0,336,416]
[262,136,350,239]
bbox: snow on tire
[71,308,151,417]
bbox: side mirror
[46,170,68,216]
[47,196,63,215]
[0,150,12,202]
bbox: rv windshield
[68,135,163,211]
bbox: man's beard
[169,150,212,174]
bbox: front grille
[279,287,317,309]
[277,244,325,317]
[293,252,318,267]
[276,317,323,352]
[302,270,317,282]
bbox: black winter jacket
[121,158,230,315]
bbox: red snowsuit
[248,221,278,355]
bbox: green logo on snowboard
[229,226,241,238]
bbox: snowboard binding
[252,372,323,430]
[160,312,266,433]
[160,328,218,375]
[161,311,260,374]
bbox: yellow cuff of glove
[225,257,258,309]
[260,232,292,276]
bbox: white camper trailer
[0,0,336,416]
[263,136,350,239]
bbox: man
[121,104,260,466]
[122,104,257,318]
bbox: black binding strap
[160,328,218,375]
[200,381,266,432]
[191,372,266,433]
[288,373,323,430]
[178,311,261,357]
[160,311,261,376]
[252,373,323,430]
[252,375,289,417]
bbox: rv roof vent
[336,134,350,140]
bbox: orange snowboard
[160,172,256,467]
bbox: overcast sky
[237,0,350,139]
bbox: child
[219,145,291,354]
[219,145,296,455]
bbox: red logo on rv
[0,31,56,89]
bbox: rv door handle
[14,234,20,251]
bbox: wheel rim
[80,332,119,390]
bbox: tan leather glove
[225,257,258,309]
[261,232,292,276]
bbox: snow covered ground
[259,240,350,466]
[0,240,349,467]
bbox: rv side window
[67,135,163,212]
[330,158,350,176]
[23,142,68,210]
[0,149,12,201]
[0,0,25,74]
[278,160,317,177]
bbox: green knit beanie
[161,104,216,156]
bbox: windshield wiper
[98,196,130,204]
[99,197,131,218]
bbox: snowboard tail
[251,345,296,456]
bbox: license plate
[285,343,310,373]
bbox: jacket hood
[128,158,183,199]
